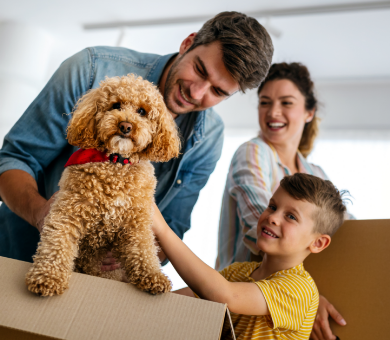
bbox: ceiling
[0,0,389,26]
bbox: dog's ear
[142,103,181,162]
[67,88,101,150]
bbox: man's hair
[280,173,347,236]
[187,11,274,92]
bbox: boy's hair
[187,11,274,92]
[280,173,347,236]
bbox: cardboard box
[304,219,390,340]
[0,256,235,340]
[2,219,388,339]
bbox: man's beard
[163,56,201,115]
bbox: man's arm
[0,49,93,230]
[152,203,269,316]
[0,170,57,232]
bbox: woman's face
[258,79,314,149]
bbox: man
[0,12,273,264]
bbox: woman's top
[216,136,328,271]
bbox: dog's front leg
[119,217,172,294]
[26,202,83,296]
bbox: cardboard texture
[0,257,235,340]
[304,219,390,340]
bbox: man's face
[256,187,319,258]
[164,39,239,115]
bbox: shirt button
[176,179,182,185]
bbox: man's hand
[34,191,58,232]
[101,251,121,272]
[310,295,346,340]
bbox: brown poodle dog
[26,74,180,296]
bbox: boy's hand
[310,295,346,340]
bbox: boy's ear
[309,234,331,254]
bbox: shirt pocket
[174,170,193,188]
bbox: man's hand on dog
[101,251,121,271]
[101,252,130,283]
[35,191,58,233]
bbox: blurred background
[0,0,389,289]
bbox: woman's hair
[257,62,319,158]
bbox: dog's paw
[26,270,68,297]
[132,271,172,295]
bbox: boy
[151,173,347,340]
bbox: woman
[216,63,346,340]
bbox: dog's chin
[107,136,135,156]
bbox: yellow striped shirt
[219,262,319,340]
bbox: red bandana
[64,149,109,168]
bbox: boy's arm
[153,204,269,316]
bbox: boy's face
[256,187,319,258]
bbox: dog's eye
[112,103,121,111]
[137,108,147,116]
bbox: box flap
[225,308,236,340]
[304,219,390,340]
[0,256,228,340]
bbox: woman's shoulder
[306,161,329,180]
[234,136,275,159]
[297,152,329,180]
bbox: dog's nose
[119,121,132,135]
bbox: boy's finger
[327,304,346,326]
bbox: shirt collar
[147,52,178,86]
[259,133,313,175]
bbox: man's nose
[190,80,209,100]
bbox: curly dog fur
[26,74,180,296]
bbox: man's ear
[309,234,331,254]
[179,33,197,55]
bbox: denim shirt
[0,46,224,262]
